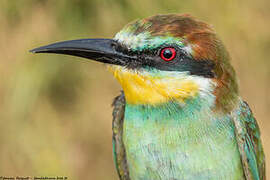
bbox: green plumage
[112,93,264,180]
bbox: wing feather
[233,100,265,180]
[112,92,130,180]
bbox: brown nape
[132,14,239,112]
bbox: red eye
[160,47,176,61]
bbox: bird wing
[112,92,130,180]
[233,100,265,180]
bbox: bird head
[31,14,238,111]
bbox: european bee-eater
[31,14,265,180]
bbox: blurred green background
[0,0,269,179]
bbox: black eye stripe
[114,42,215,78]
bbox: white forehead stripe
[114,30,186,52]
[114,31,151,50]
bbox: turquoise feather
[112,94,264,180]
[123,97,244,180]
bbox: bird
[31,14,265,180]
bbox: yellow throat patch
[108,66,201,105]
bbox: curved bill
[30,38,132,66]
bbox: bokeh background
[0,0,269,179]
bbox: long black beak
[30,38,132,66]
